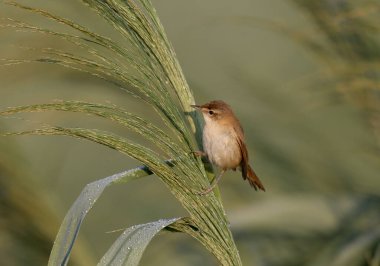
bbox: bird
[191,100,265,195]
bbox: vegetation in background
[0,137,94,265]
[292,0,380,144]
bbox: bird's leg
[197,169,226,195]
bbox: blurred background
[1,0,380,265]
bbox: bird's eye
[208,110,214,115]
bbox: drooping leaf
[48,162,175,266]
[98,218,181,266]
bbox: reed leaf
[98,218,181,266]
[46,162,177,266]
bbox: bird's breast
[203,123,242,169]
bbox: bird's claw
[192,151,206,157]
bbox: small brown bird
[192,100,265,194]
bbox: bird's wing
[234,124,265,191]
[233,123,249,178]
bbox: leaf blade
[98,218,181,266]
[48,162,176,266]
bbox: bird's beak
[190,104,201,109]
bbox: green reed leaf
[98,218,181,266]
[48,162,176,266]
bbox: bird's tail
[245,165,265,191]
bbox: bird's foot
[194,169,226,196]
[195,186,215,196]
[192,150,206,157]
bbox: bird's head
[191,100,233,124]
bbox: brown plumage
[192,100,265,194]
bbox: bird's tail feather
[245,165,265,191]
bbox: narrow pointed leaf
[48,162,175,266]
[98,218,181,266]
